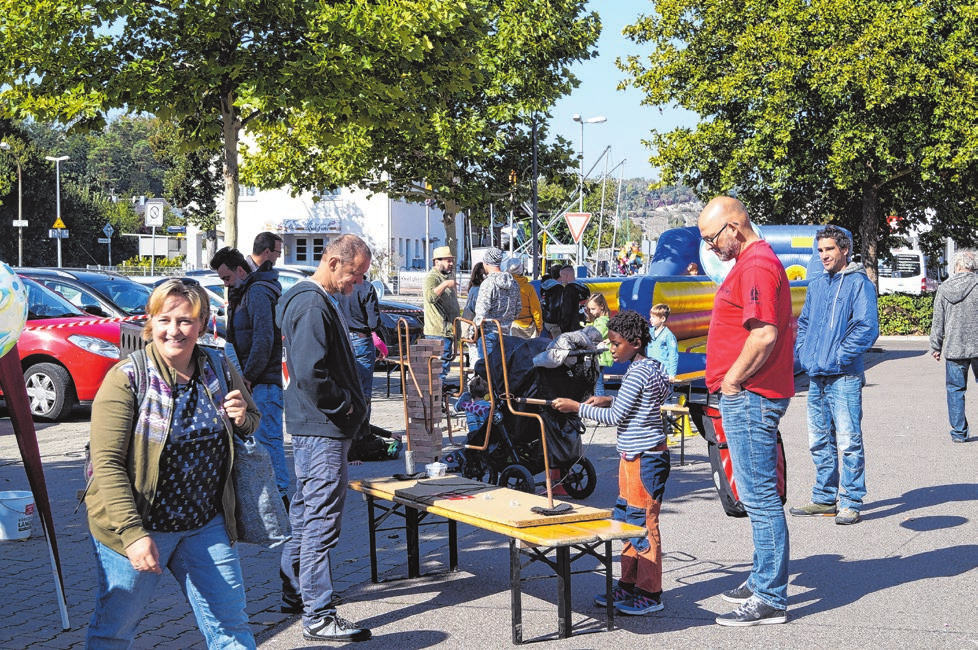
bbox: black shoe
[303,615,371,642]
[716,598,787,627]
[720,582,753,604]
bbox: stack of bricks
[403,338,444,466]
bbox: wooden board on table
[359,475,611,528]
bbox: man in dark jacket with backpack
[277,234,372,643]
[210,246,288,504]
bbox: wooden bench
[349,476,646,645]
[661,402,692,465]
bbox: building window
[415,239,420,259]
[319,188,342,201]
[238,185,258,201]
[313,238,326,260]
[398,238,403,260]
[295,238,308,262]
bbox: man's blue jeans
[87,514,254,649]
[251,383,289,498]
[719,390,791,610]
[425,335,453,381]
[351,335,376,403]
[807,374,866,511]
[281,435,350,627]
[946,357,978,440]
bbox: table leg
[510,539,523,645]
[366,496,379,584]
[448,519,458,571]
[604,540,614,630]
[406,506,420,579]
[556,546,572,639]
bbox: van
[878,249,935,295]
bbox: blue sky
[549,0,697,182]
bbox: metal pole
[508,209,514,255]
[151,226,156,275]
[612,160,626,259]
[425,202,430,267]
[531,118,540,280]
[16,160,22,267]
[596,153,610,268]
[55,161,62,268]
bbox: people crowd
[91,201,969,643]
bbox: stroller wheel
[464,457,498,486]
[558,457,597,499]
[498,464,535,494]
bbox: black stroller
[443,322,598,499]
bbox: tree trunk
[860,179,879,287]
[441,198,461,258]
[221,91,241,249]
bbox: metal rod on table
[464,319,500,452]
[496,329,555,508]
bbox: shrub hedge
[877,293,934,336]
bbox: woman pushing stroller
[552,310,672,616]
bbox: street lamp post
[571,114,607,266]
[0,142,24,266]
[45,155,70,268]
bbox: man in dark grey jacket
[930,249,978,443]
[277,235,372,642]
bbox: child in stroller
[443,334,598,497]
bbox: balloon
[0,262,28,359]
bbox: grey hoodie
[930,271,978,359]
[474,271,521,330]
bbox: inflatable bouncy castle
[574,224,845,379]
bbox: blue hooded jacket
[795,261,879,377]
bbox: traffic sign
[97,237,111,244]
[52,217,66,229]
[12,220,27,227]
[564,212,592,244]
[48,229,69,239]
[167,225,186,234]
[103,223,114,237]
[145,200,165,227]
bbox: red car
[2,276,122,421]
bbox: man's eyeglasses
[702,223,729,246]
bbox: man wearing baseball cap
[424,246,460,382]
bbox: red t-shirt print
[705,241,796,399]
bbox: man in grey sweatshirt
[930,249,978,443]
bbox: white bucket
[0,491,34,541]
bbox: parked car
[18,268,151,319]
[130,275,229,340]
[2,276,122,421]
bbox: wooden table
[349,476,647,644]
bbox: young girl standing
[584,293,612,396]
[553,310,671,615]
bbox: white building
[184,184,465,282]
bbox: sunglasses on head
[177,277,200,287]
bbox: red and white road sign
[564,212,592,243]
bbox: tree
[620,0,978,282]
[241,0,600,257]
[0,1,490,248]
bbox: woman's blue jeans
[719,390,791,610]
[87,514,254,649]
[807,374,866,511]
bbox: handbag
[197,346,291,548]
[231,433,292,548]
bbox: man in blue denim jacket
[791,225,878,526]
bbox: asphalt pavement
[1,337,977,649]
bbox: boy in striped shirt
[553,310,672,615]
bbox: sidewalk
[3,338,978,648]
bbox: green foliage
[121,255,185,269]
[877,293,934,336]
[619,1,978,282]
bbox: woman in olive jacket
[85,279,260,649]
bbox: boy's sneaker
[720,582,753,604]
[303,615,372,642]
[594,584,633,607]
[788,501,837,517]
[615,593,665,616]
[716,598,787,627]
[835,508,862,525]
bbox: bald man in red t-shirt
[700,197,794,628]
